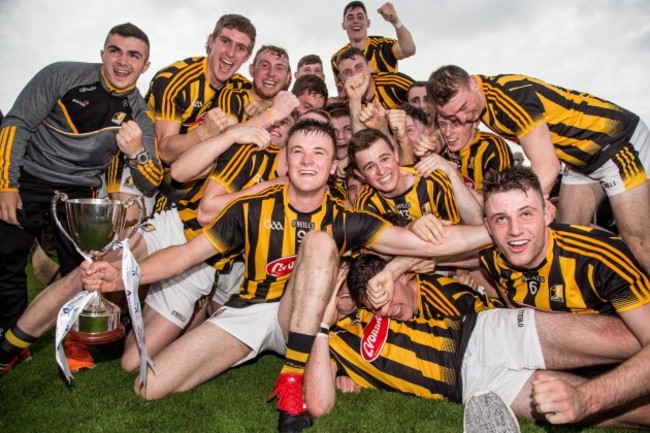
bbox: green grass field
[0,268,639,433]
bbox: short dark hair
[426,65,471,106]
[324,102,350,119]
[348,128,394,171]
[299,108,332,124]
[347,254,388,306]
[343,1,367,17]
[483,166,544,210]
[297,54,323,69]
[399,103,429,128]
[336,47,367,68]
[106,23,150,59]
[287,118,337,160]
[408,81,427,92]
[292,74,328,101]
[212,14,256,50]
[253,45,290,68]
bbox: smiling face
[100,34,150,91]
[205,27,252,88]
[268,115,295,147]
[286,130,337,194]
[250,49,291,100]
[437,116,478,152]
[342,6,370,41]
[435,78,483,124]
[484,188,553,269]
[353,137,401,196]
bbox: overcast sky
[1,0,649,124]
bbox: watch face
[136,153,149,164]
[131,151,149,164]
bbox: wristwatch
[127,150,150,165]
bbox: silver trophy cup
[52,191,144,344]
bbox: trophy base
[66,324,125,345]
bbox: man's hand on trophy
[80,261,124,292]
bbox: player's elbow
[169,163,190,183]
[403,45,416,58]
[306,397,335,418]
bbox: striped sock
[280,332,315,375]
[0,326,36,365]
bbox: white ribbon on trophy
[118,238,156,388]
[55,288,97,384]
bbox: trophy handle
[51,191,88,260]
[123,196,146,241]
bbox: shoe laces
[268,373,306,416]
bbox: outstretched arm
[81,234,218,291]
[532,303,650,424]
[377,2,416,59]
[371,224,490,261]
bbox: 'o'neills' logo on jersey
[265,256,296,277]
[360,315,389,363]
[291,220,315,229]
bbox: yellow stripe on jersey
[476,74,639,173]
[0,126,17,190]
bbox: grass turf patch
[0,266,638,433]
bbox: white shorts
[460,308,545,405]
[562,120,650,196]
[211,260,245,306]
[141,208,216,328]
[206,302,286,366]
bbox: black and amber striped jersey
[475,74,640,175]
[203,184,391,304]
[146,58,252,210]
[179,143,281,240]
[328,309,477,403]
[479,223,650,314]
[146,57,223,133]
[354,167,461,224]
[213,81,254,124]
[328,177,349,202]
[443,131,513,191]
[372,72,414,110]
[331,36,398,79]
[416,273,493,319]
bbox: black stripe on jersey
[160,60,205,121]
[484,85,537,134]
[555,227,646,284]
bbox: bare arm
[170,125,270,183]
[156,108,232,164]
[238,91,300,130]
[377,2,416,59]
[518,122,562,196]
[415,155,483,224]
[532,303,650,424]
[305,277,344,417]
[344,73,370,133]
[371,224,490,261]
[197,176,287,226]
[81,234,218,291]
[304,335,339,418]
